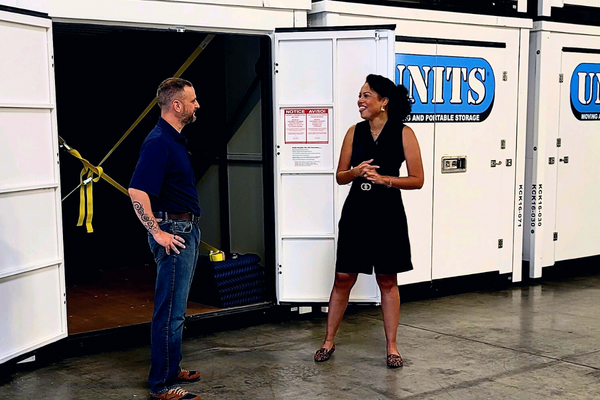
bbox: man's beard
[182,108,197,125]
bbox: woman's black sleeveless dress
[336,119,413,275]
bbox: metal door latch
[442,156,467,173]
[491,160,502,167]
[559,156,569,163]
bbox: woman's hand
[363,166,389,186]
[353,159,379,180]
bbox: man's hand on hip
[153,230,186,255]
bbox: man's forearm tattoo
[132,201,159,234]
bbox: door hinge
[501,139,506,149]
[559,156,569,163]
[559,73,564,83]
[375,31,380,41]
[557,138,562,147]
[549,157,555,165]
[502,71,508,81]
[498,239,504,249]
[553,232,558,241]
[506,159,513,167]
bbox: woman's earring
[381,106,385,112]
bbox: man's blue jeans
[147,219,200,395]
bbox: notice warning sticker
[284,108,329,144]
[291,146,323,167]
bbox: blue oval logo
[395,54,495,123]
[570,63,600,121]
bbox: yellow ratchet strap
[200,241,225,262]
[59,136,129,232]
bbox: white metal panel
[555,48,600,261]
[41,0,301,32]
[0,265,65,364]
[280,238,336,302]
[280,174,335,236]
[563,0,599,8]
[277,39,333,105]
[535,20,600,36]
[0,1,49,13]
[0,16,51,104]
[0,109,56,190]
[0,189,60,278]
[310,1,532,29]
[0,9,66,364]
[274,27,394,303]
[431,39,518,280]
[538,0,600,15]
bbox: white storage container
[525,19,600,277]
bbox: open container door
[0,7,67,364]
[273,26,395,303]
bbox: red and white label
[284,108,329,144]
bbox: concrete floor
[2,270,600,400]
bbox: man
[129,77,202,400]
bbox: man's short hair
[157,77,193,110]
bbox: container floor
[66,266,219,334]
[4,267,600,399]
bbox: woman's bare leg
[321,272,358,350]
[376,273,400,355]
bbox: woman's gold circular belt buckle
[361,182,372,191]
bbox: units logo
[570,63,600,121]
[395,54,495,123]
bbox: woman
[314,74,424,368]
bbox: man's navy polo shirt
[129,117,201,216]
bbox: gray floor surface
[2,271,600,399]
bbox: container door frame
[272,26,395,304]
[0,6,67,364]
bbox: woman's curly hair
[365,74,412,122]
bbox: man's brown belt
[154,211,200,222]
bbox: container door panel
[0,9,67,364]
[274,28,394,303]
[430,43,517,279]
[555,51,600,261]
